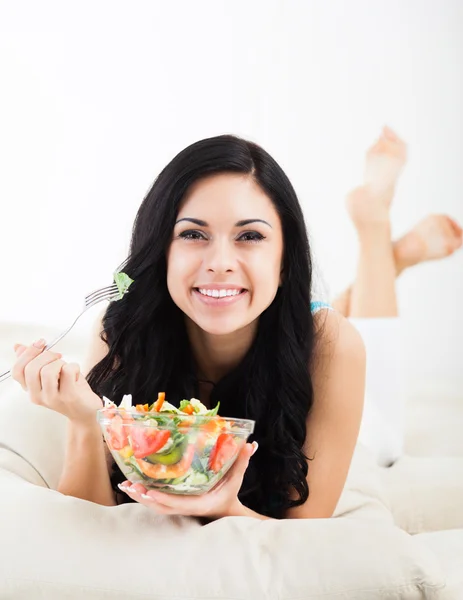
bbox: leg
[337,127,463,467]
[333,125,405,317]
[343,127,405,465]
[332,214,463,317]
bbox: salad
[99,393,254,494]
[113,271,134,300]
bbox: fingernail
[141,494,152,500]
[33,338,46,348]
[117,483,127,492]
[251,442,259,455]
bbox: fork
[0,283,121,384]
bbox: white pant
[349,317,405,467]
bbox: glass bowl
[97,407,255,495]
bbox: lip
[194,284,246,291]
[192,288,248,306]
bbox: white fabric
[1,319,463,598]
[0,392,448,600]
[415,530,463,599]
[351,317,406,467]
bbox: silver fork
[0,283,121,383]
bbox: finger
[208,442,257,493]
[144,488,197,511]
[130,483,148,495]
[58,362,81,396]
[24,351,63,399]
[40,359,67,403]
[11,339,60,391]
[11,339,48,389]
[14,344,27,356]
[118,484,175,513]
[229,442,256,481]
[118,481,148,496]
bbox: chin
[194,317,249,337]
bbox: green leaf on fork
[113,271,134,300]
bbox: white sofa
[0,317,462,599]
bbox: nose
[205,238,237,274]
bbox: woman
[11,134,366,520]
[331,126,462,467]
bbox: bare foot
[346,186,391,229]
[346,127,407,230]
[394,215,463,271]
[364,125,407,207]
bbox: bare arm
[57,420,116,506]
[286,309,366,519]
[227,310,366,521]
[57,306,116,506]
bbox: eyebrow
[175,217,273,229]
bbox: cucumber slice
[185,471,209,486]
[168,472,191,485]
[145,439,187,465]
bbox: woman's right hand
[11,339,103,428]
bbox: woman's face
[166,173,284,336]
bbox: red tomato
[208,433,238,473]
[130,428,170,459]
[137,444,195,479]
[106,414,131,451]
[196,417,226,452]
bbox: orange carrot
[153,392,165,412]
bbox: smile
[192,288,248,306]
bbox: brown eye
[237,231,265,243]
[179,230,207,241]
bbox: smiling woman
[167,173,284,344]
[80,134,365,520]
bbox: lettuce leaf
[113,271,134,300]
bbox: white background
[0,0,462,396]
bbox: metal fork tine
[85,289,120,309]
[0,282,124,385]
[85,283,118,300]
[85,284,118,305]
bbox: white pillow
[0,467,446,600]
[0,388,447,599]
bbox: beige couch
[0,318,462,599]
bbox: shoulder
[310,308,366,411]
[287,310,366,518]
[312,308,366,364]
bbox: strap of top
[310,300,333,314]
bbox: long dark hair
[87,134,318,519]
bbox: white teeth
[198,288,242,298]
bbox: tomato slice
[208,433,238,473]
[136,444,195,479]
[196,417,226,451]
[131,428,170,459]
[106,414,132,450]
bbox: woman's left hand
[118,441,257,519]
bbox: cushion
[0,465,446,600]
[380,456,463,534]
[415,529,463,599]
[0,387,448,599]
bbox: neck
[186,318,258,384]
